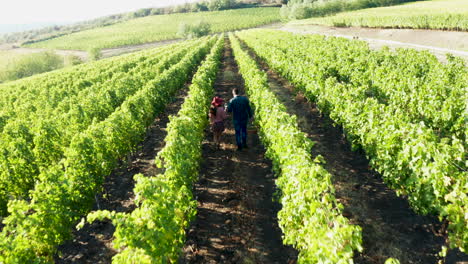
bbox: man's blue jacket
[227,95,253,125]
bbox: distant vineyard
[291,0,468,31]
[25,7,280,50]
[236,29,467,252]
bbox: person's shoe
[242,143,248,149]
[237,145,242,151]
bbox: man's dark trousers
[234,120,247,149]
[228,94,252,150]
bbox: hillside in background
[0,4,280,84]
[0,0,280,45]
[25,7,280,50]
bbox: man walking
[227,88,253,151]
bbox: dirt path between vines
[180,38,297,264]
[54,87,189,264]
[281,24,468,64]
[240,39,468,264]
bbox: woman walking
[209,96,227,149]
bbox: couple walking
[209,88,253,151]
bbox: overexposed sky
[0,0,200,25]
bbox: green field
[0,50,43,74]
[290,0,468,31]
[26,7,280,50]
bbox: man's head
[232,88,240,96]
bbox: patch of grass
[0,51,77,83]
[332,21,350,27]
[290,0,468,31]
[27,7,280,50]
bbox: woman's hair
[210,106,217,117]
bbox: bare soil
[54,88,189,263]
[239,38,468,264]
[281,24,468,64]
[180,38,297,264]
